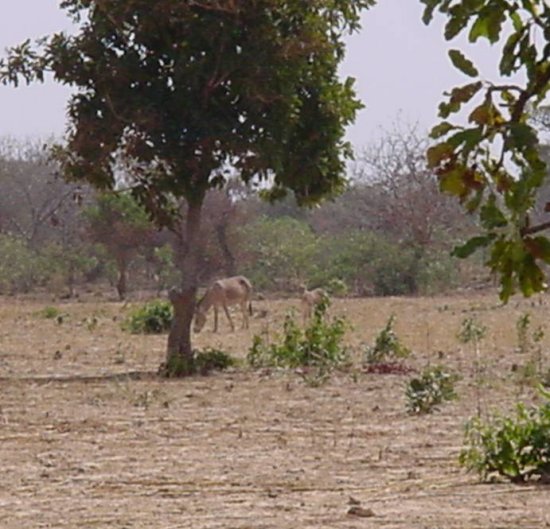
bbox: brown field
[1,290,549,528]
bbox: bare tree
[0,137,82,249]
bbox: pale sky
[0,0,512,149]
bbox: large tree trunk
[161,198,203,377]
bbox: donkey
[300,286,328,325]
[193,275,253,333]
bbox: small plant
[363,314,411,365]
[516,313,532,355]
[459,387,550,483]
[247,299,349,385]
[406,365,459,414]
[457,315,487,417]
[122,299,173,334]
[514,312,545,388]
[326,277,348,297]
[37,306,62,319]
[194,348,236,375]
[457,315,487,346]
[159,348,235,377]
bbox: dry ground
[0,290,549,528]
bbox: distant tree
[354,123,467,246]
[421,0,550,300]
[84,192,154,300]
[238,216,319,291]
[0,137,80,249]
[0,1,371,375]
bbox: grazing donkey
[193,275,253,333]
[300,286,328,325]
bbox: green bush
[122,299,173,334]
[406,365,459,414]
[363,315,411,365]
[459,388,550,483]
[0,235,50,293]
[238,216,319,291]
[194,348,236,375]
[247,298,349,385]
[37,306,62,319]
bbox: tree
[421,0,550,301]
[0,0,372,375]
[0,137,81,249]
[84,192,155,300]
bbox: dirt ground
[0,290,549,528]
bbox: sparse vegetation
[459,387,550,483]
[122,299,173,334]
[457,315,487,417]
[194,348,236,375]
[247,298,349,385]
[36,306,62,319]
[406,365,459,415]
[363,314,411,366]
[514,312,545,388]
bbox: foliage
[239,216,319,291]
[41,241,102,294]
[311,231,424,296]
[194,348,236,376]
[0,0,370,213]
[363,315,411,365]
[459,387,550,483]
[0,235,50,293]
[457,316,487,345]
[247,298,349,385]
[514,312,545,387]
[406,365,459,415]
[421,0,550,301]
[36,306,62,319]
[326,277,349,297]
[152,244,180,291]
[122,299,173,334]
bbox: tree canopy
[421,0,550,300]
[1,0,371,213]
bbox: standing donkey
[193,275,253,333]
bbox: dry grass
[0,290,549,528]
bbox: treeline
[0,129,487,299]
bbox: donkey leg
[241,301,249,329]
[223,304,235,331]
[213,307,219,332]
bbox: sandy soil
[0,291,548,528]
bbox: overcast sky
[0,1,510,149]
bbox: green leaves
[448,49,479,77]
[422,0,550,302]
[2,0,373,225]
[460,394,550,482]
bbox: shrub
[160,347,236,377]
[247,299,349,385]
[406,365,459,414]
[194,348,236,375]
[122,299,173,334]
[459,388,550,483]
[363,314,411,365]
[0,235,50,293]
[238,216,319,291]
[326,277,348,297]
[37,306,62,319]
[514,312,545,387]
